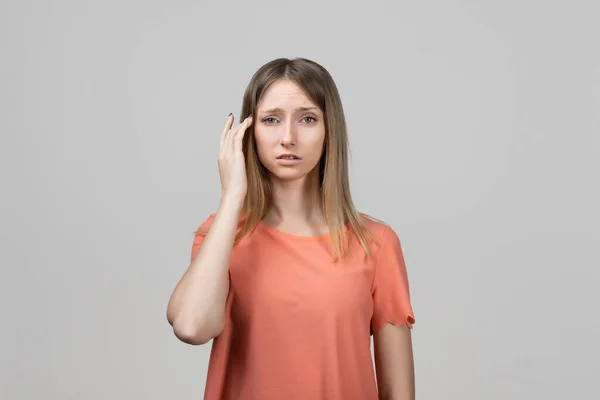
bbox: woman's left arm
[373,322,415,400]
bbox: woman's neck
[266,172,324,225]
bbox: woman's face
[254,79,326,183]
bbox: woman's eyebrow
[258,106,319,114]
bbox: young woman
[167,57,416,400]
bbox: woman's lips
[275,156,302,166]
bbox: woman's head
[253,78,326,184]
[241,58,348,187]
[235,57,375,260]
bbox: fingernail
[228,112,233,117]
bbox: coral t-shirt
[190,214,416,400]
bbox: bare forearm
[167,197,242,344]
[379,380,414,400]
[375,324,416,400]
[384,355,415,400]
[378,372,415,400]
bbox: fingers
[221,114,252,157]
[220,113,234,150]
[220,114,237,157]
[233,116,252,155]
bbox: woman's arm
[167,114,251,345]
[373,322,415,400]
[166,197,241,345]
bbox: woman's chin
[268,168,310,182]
[263,160,320,183]
[271,173,305,182]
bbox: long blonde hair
[199,57,377,261]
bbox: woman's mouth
[276,154,302,165]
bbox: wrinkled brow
[258,106,320,114]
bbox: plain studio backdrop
[1,0,598,399]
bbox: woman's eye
[262,116,316,124]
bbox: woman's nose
[280,123,296,145]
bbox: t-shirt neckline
[257,220,342,240]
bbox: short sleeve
[371,225,416,334]
[190,213,216,262]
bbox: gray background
[1,0,599,399]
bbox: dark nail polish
[228,112,233,117]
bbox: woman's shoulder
[357,212,391,235]
[198,213,216,228]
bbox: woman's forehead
[258,80,317,109]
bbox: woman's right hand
[218,113,253,206]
